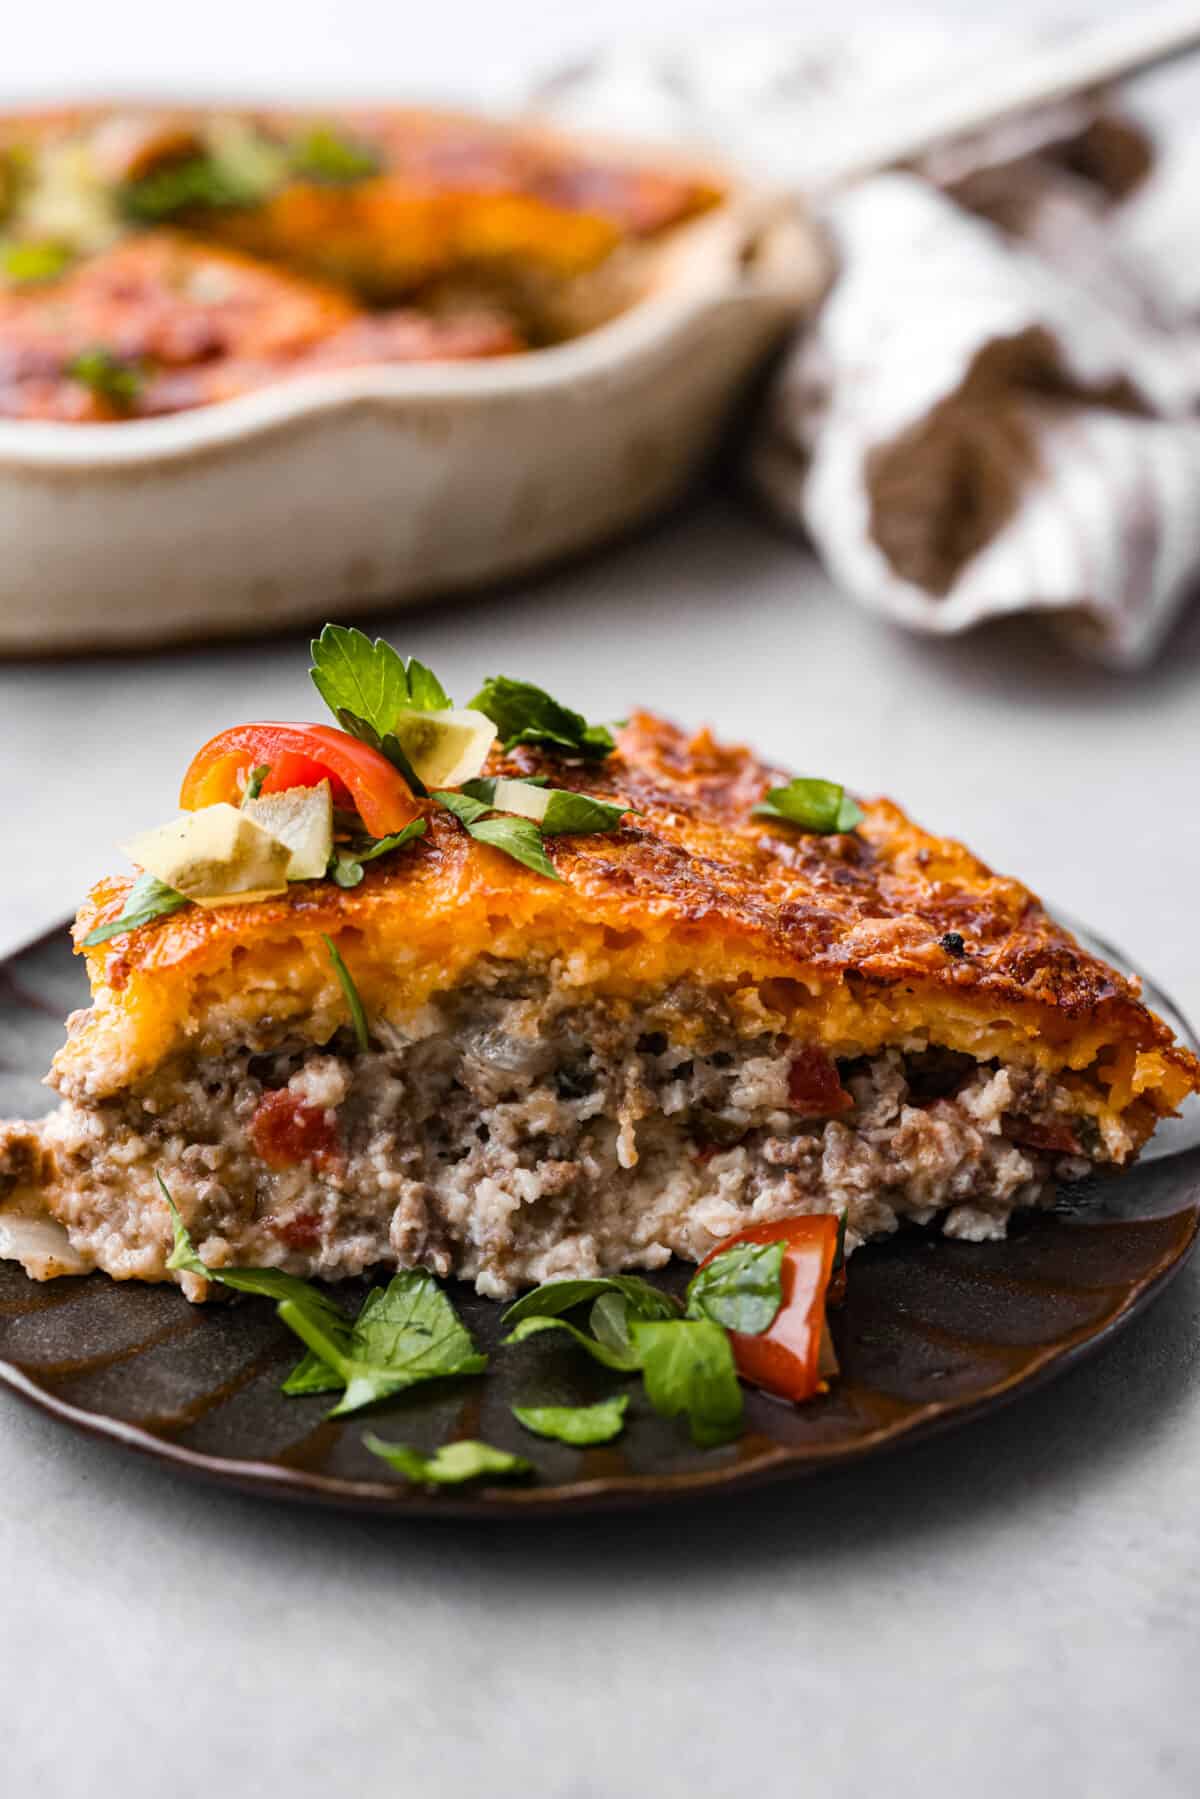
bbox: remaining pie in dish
[0,105,719,419]
[0,630,1195,1297]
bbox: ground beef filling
[37,979,1128,1297]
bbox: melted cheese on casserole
[64,714,1198,1134]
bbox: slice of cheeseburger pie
[1,628,1195,1299]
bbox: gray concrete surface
[2,5,1198,1796]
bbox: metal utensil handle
[810,0,1200,195]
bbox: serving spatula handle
[809,0,1200,195]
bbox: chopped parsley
[940,931,967,957]
[503,1273,744,1445]
[328,817,426,888]
[752,778,863,834]
[162,1178,486,1417]
[81,872,187,947]
[309,624,449,793]
[464,814,561,881]
[460,777,630,836]
[290,124,380,184]
[469,676,616,758]
[504,1313,642,1372]
[119,146,282,223]
[364,1436,530,1488]
[239,764,271,807]
[631,1317,743,1448]
[66,347,143,411]
[433,789,560,880]
[1,240,72,285]
[322,933,369,1053]
[512,1396,629,1446]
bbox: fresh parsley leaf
[460,778,627,836]
[291,124,380,184]
[512,1396,629,1445]
[752,779,863,834]
[469,676,615,759]
[458,776,550,803]
[364,1435,531,1487]
[309,628,452,795]
[240,763,271,807]
[119,148,280,222]
[539,791,629,835]
[326,1271,487,1416]
[161,1180,486,1416]
[404,658,450,711]
[504,1313,641,1373]
[310,625,449,733]
[67,346,143,410]
[81,872,188,947]
[322,934,369,1053]
[503,1278,678,1373]
[159,1173,209,1279]
[328,817,426,888]
[631,1317,744,1448]
[280,1352,345,1396]
[503,1274,679,1328]
[1,240,72,284]
[685,1239,785,1336]
[433,789,562,879]
[432,788,493,828]
[588,1290,638,1359]
[467,815,561,881]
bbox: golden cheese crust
[66,713,1199,1127]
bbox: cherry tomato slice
[179,722,419,839]
[697,1215,840,1403]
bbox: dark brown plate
[1,919,1198,1515]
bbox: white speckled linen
[534,29,1200,665]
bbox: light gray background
[2,5,1197,1797]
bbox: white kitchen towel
[533,24,1200,666]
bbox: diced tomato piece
[697,1214,840,1404]
[179,721,420,838]
[251,1088,341,1171]
[273,1210,324,1250]
[787,1047,853,1117]
[1006,1117,1081,1155]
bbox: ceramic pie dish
[0,104,828,655]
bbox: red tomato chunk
[697,1214,840,1404]
[250,1089,341,1171]
[787,1047,853,1117]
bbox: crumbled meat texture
[25,965,1131,1296]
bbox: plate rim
[2,1208,1196,1517]
[1,916,1198,1516]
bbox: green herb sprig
[753,778,863,834]
[364,1436,530,1488]
[67,346,143,411]
[119,149,281,223]
[291,125,380,184]
[240,764,271,807]
[469,676,616,758]
[1,240,72,284]
[328,817,426,888]
[512,1396,629,1446]
[309,624,449,794]
[501,1245,786,1449]
[161,1178,486,1417]
[322,933,370,1052]
[81,872,188,947]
